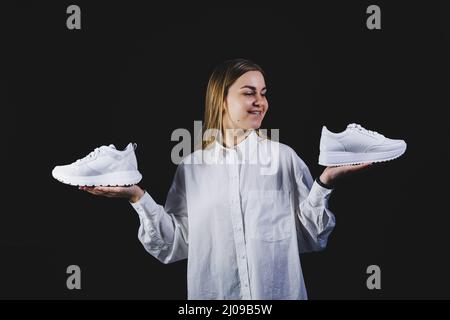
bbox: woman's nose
[253,94,266,107]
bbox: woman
[80,58,370,299]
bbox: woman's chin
[240,119,263,130]
[249,121,262,130]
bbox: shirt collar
[208,130,260,164]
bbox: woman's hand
[79,184,145,203]
[319,163,373,187]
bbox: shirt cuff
[308,180,333,207]
[130,191,160,219]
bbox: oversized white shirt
[130,130,336,300]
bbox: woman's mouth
[248,111,262,116]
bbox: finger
[84,189,104,196]
[101,193,114,197]
[347,163,372,171]
[104,192,125,198]
[79,186,96,191]
[356,163,373,169]
[80,186,124,197]
[96,186,119,192]
[103,186,128,194]
[84,190,100,195]
[93,187,116,194]
[107,187,125,193]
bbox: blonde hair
[201,58,267,150]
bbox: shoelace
[75,147,102,164]
[347,123,381,136]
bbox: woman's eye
[243,92,267,97]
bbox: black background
[3,0,450,299]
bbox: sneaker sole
[52,170,142,187]
[318,143,407,166]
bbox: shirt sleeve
[290,149,336,253]
[130,163,188,264]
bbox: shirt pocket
[246,190,293,242]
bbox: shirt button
[241,255,245,259]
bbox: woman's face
[223,71,268,131]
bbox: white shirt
[130,130,336,300]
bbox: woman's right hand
[79,184,145,203]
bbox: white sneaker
[52,143,142,186]
[318,123,407,166]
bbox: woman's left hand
[319,163,373,186]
